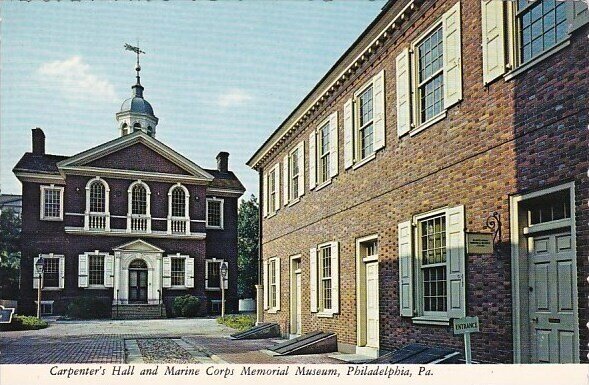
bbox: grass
[0,315,49,331]
[216,313,256,331]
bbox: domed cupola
[116,45,159,137]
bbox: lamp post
[220,262,228,318]
[35,257,45,319]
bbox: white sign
[453,316,480,334]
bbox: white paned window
[264,164,280,216]
[171,187,186,217]
[205,259,227,290]
[40,185,64,220]
[310,112,337,189]
[85,177,110,231]
[88,254,105,286]
[289,147,300,200]
[206,198,224,229]
[358,85,375,160]
[417,26,444,124]
[132,184,147,215]
[127,181,151,233]
[517,0,567,63]
[168,184,190,235]
[171,257,185,286]
[78,252,113,288]
[264,257,280,312]
[318,121,331,184]
[319,245,332,311]
[33,254,65,289]
[310,242,339,316]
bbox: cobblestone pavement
[0,318,342,364]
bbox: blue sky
[0,1,385,199]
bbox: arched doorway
[128,259,148,303]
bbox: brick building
[247,0,588,363]
[14,58,244,318]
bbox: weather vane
[124,43,145,80]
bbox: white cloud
[217,88,253,108]
[38,56,117,102]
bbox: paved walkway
[0,318,340,364]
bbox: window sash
[207,199,222,227]
[171,258,185,286]
[43,258,60,288]
[89,182,106,213]
[43,189,61,218]
[418,213,448,315]
[268,173,276,213]
[319,247,332,311]
[318,121,331,184]
[88,255,105,286]
[208,261,221,288]
[131,186,147,215]
[269,260,277,308]
[417,25,444,124]
[171,188,186,217]
[289,149,299,200]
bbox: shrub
[172,295,201,317]
[0,315,48,331]
[217,314,255,331]
[66,297,111,319]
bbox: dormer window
[168,184,190,235]
[127,181,151,233]
[85,177,110,231]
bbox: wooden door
[529,232,577,363]
[129,270,148,303]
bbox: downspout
[255,168,264,325]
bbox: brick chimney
[216,152,229,173]
[32,128,45,155]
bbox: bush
[66,297,111,319]
[217,314,255,331]
[0,315,48,331]
[172,295,201,317]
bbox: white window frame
[167,183,190,235]
[267,257,280,313]
[310,241,339,318]
[206,197,224,229]
[264,164,280,217]
[87,252,107,288]
[353,81,377,166]
[40,185,64,221]
[169,254,191,288]
[205,258,227,291]
[127,180,151,233]
[318,243,333,314]
[317,119,331,186]
[34,253,65,290]
[84,177,110,231]
[288,147,300,202]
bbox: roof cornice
[247,0,420,170]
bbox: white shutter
[297,140,305,197]
[263,260,269,310]
[262,172,268,217]
[568,0,589,33]
[33,256,40,289]
[185,257,195,288]
[330,242,339,314]
[78,254,88,288]
[59,256,65,289]
[343,98,354,169]
[372,69,386,151]
[275,258,281,311]
[443,1,462,108]
[310,247,318,312]
[481,0,506,85]
[329,111,339,178]
[396,47,411,137]
[104,255,114,288]
[446,205,466,319]
[162,256,171,288]
[274,164,280,211]
[309,131,317,189]
[398,221,414,317]
[283,155,289,205]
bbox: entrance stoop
[267,331,337,356]
[230,323,281,340]
[112,304,166,320]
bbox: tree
[237,195,259,299]
[0,209,21,299]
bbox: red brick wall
[256,0,588,363]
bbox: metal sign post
[453,316,480,364]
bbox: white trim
[84,177,111,231]
[504,40,571,81]
[205,188,245,197]
[355,234,379,350]
[14,172,65,184]
[266,256,280,312]
[167,183,190,235]
[127,180,151,233]
[289,254,303,335]
[65,227,206,240]
[168,253,191,288]
[40,185,64,221]
[37,253,65,290]
[59,166,210,184]
[206,197,224,229]
[205,258,226,290]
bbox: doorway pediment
[113,239,164,253]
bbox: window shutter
[481,0,506,85]
[162,256,171,288]
[309,247,318,312]
[78,254,88,288]
[443,1,463,108]
[309,131,317,189]
[222,262,229,290]
[275,258,281,311]
[274,164,281,211]
[343,98,354,169]
[446,205,466,319]
[329,111,339,178]
[398,220,414,317]
[372,69,386,151]
[262,172,268,217]
[568,0,589,33]
[185,257,195,288]
[396,47,411,137]
[59,256,65,289]
[33,256,40,289]
[330,242,340,314]
[263,260,269,310]
[297,140,305,197]
[283,155,289,205]
[104,255,114,288]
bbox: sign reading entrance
[453,316,480,364]
[0,306,15,324]
[466,232,494,254]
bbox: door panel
[366,262,379,348]
[296,273,302,334]
[129,270,148,303]
[529,232,577,363]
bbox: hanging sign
[466,232,494,254]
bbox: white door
[366,262,379,348]
[529,232,577,363]
[296,272,302,335]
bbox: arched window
[132,184,147,215]
[147,126,153,136]
[133,122,142,132]
[167,184,190,235]
[171,187,186,217]
[89,180,106,213]
[121,123,128,135]
[84,177,110,231]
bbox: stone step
[111,304,166,320]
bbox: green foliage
[172,295,201,317]
[216,313,255,331]
[66,297,111,319]
[0,314,48,331]
[237,195,259,299]
[0,209,21,300]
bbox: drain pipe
[255,169,264,325]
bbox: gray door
[129,269,148,303]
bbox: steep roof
[13,153,69,174]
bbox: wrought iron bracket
[484,211,502,244]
